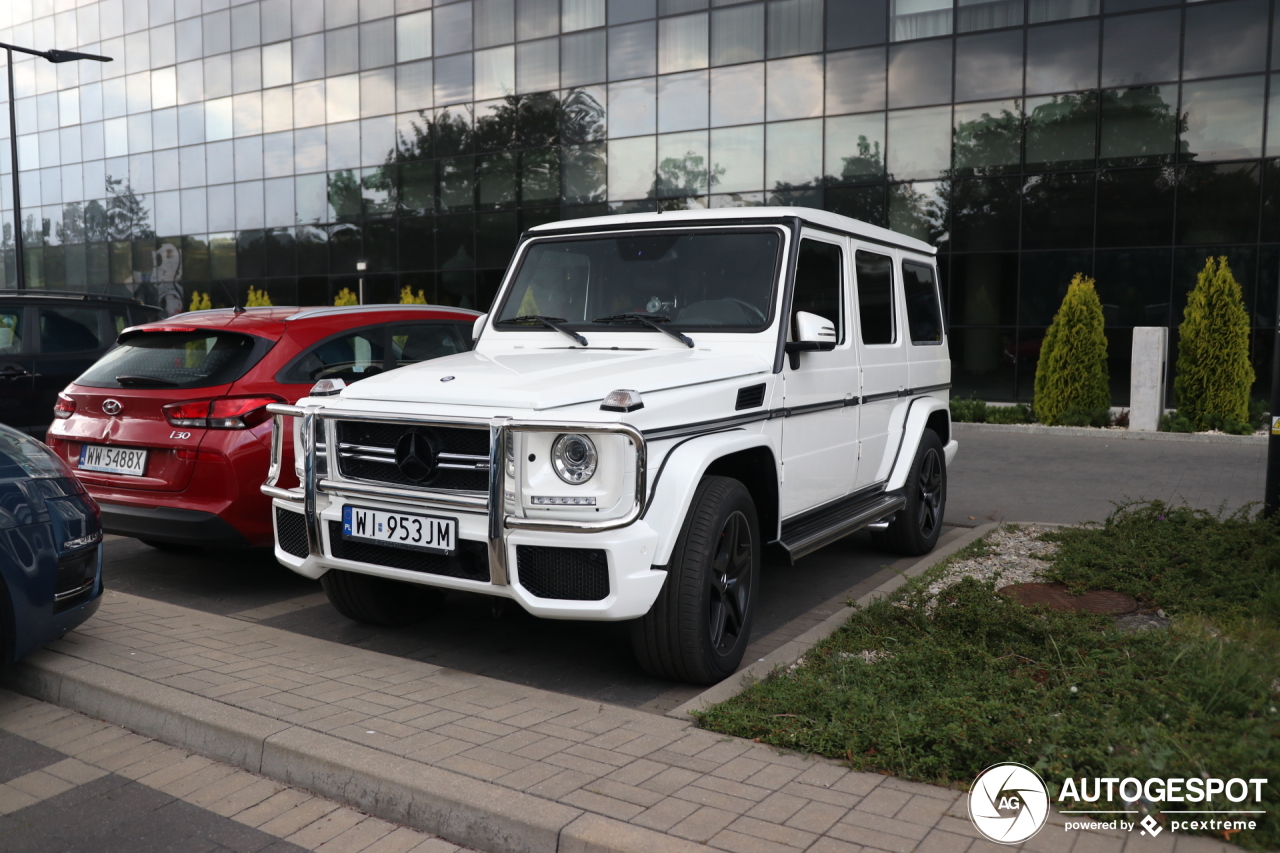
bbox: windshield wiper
[115,374,180,387]
[593,313,694,348]
[495,315,588,346]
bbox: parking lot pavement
[101,529,928,713]
[0,689,473,853]
[949,424,1266,525]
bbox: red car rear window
[76,331,268,390]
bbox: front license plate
[78,444,148,476]
[342,505,456,555]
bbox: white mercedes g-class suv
[264,208,956,684]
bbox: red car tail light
[53,393,75,419]
[163,396,281,430]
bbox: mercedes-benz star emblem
[440,376,455,382]
[102,399,122,416]
[394,428,440,483]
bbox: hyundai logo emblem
[102,399,122,416]
[440,375,455,382]
[395,428,441,483]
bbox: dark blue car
[0,424,103,665]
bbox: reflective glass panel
[1095,167,1174,247]
[1182,0,1267,80]
[435,54,474,104]
[888,181,946,244]
[517,39,560,93]
[957,0,1022,32]
[949,177,1019,251]
[1028,0,1098,23]
[564,0,606,30]
[710,124,763,192]
[609,22,657,80]
[518,0,560,39]
[886,105,950,180]
[610,0,657,24]
[292,81,325,128]
[1099,85,1177,165]
[952,100,1021,175]
[826,0,887,49]
[825,113,884,183]
[891,0,951,41]
[1026,21,1098,95]
[711,63,764,126]
[712,4,764,65]
[656,130,710,196]
[660,13,710,74]
[955,30,1021,102]
[326,26,359,77]
[561,142,607,203]
[1101,10,1179,88]
[397,10,433,62]
[1180,76,1266,162]
[766,119,822,189]
[767,55,823,120]
[476,0,516,46]
[609,78,656,137]
[607,135,656,199]
[435,2,473,55]
[1176,162,1261,245]
[562,31,607,86]
[767,0,822,57]
[476,46,517,99]
[397,60,434,113]
[1025,92,1096,169]
[1022,171,1095,249]
[658,70,708,132]
[888,39,952,108]
[825,47,886,114]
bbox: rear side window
[0,309,22,355]
[39,306,103,353]
[76,331,265,389]
[902,261,943,345]
[282,329,387,385]
[391,321,472,368]
[854,250,896,345]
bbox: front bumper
[263,404,663,621]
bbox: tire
[631,476,760,684]
[879,429,947,556]
[320,569,445,627]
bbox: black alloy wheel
[876,429,947,557]
[708,510,752,655]
[631,476,760,684]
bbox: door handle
[0,365,30,378]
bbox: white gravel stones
[924,524,1057,599]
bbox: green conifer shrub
[1174,257,1254,430]
[1033,273,1111,425]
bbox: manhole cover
[998,582,1139,616]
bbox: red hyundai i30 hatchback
[46,304,480,549]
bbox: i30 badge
[101,399,122,416]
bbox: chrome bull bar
[262,403,648,587]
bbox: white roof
[526,206,937,256]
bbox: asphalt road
[96,427,1265,710]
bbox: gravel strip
[925,523,1056,599]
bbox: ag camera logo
[968,762,1051,844]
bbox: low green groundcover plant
[697,504,1280,850]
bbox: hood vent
[735,384,766,410]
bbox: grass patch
[697,507,1280,849]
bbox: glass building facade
[0,0,1277,402]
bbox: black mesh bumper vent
[516,546,610,601]
[326,521,489,581]
[276,508,309,558]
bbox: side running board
[777,490,906,564]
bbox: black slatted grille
[335,421,489,492]
[276,508,309,558]
[516,546,610,601]
[736,384,766,410]
[327,521,489,581]
[53,546,98,612]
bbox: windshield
[77,331,266,389]
[494,229,782,331]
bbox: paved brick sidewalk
[0,689,472,853]
[2,589,1245,853]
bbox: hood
[338,348,771,410]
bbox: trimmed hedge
[1033,273,1110,425]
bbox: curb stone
[2,648,716,853]
[665,521,1000,720]
[953,421,1266,444]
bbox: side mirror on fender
[784,310,836,368]
[471,314,487,346]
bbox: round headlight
[551,433,597,484]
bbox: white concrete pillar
[1129,327,1167,432]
